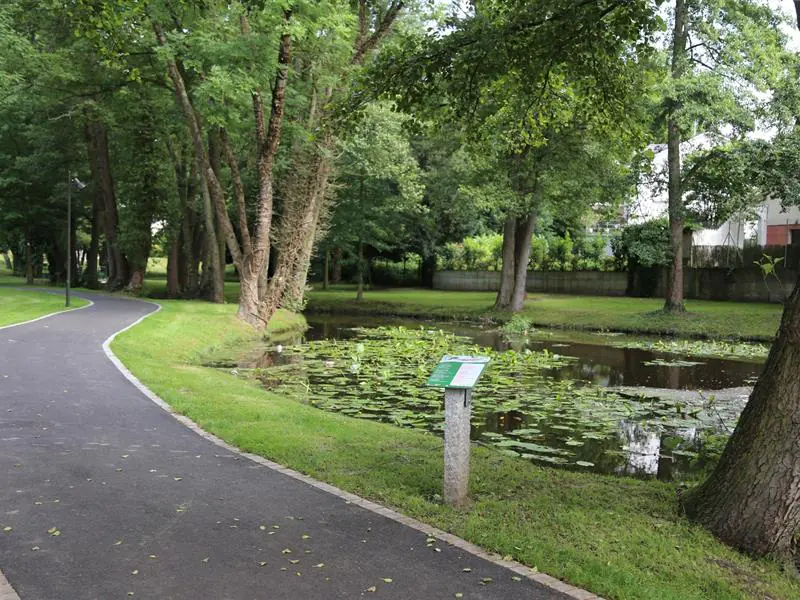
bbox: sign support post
[444,387,472,506]
[427,355,489,507]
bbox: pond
[229,316,766,481]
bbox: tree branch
[219,128,252,257]
[353,1,404,64]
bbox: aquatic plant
[240,326,743,479]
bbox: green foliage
[612,220,671,269]
[324,102,423,262]
[441,231,611,272]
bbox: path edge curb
[102,299,603,600]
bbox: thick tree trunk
[684,278,800,560]
[2,251,11,271]
[664,0,688,313]
[84,190,101,289]
[282,149,331,310]
[167,237,180,299]
[85,120,128,289]
[686,3,800,560]
[495,216,517,309]
[127,267,146,295]
[234,16,292,327]
[509,214,536,312]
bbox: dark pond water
[303,316,763,390]
[238,315,764,481]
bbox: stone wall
[433,270,627,296]
[433,268,797,303]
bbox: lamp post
[66,173,86,307]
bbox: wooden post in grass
[427,355,490,507]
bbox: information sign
[426,355,490,389]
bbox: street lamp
[66,174,86,307]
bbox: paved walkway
[0,295,576,600]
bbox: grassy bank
[0,286,89,327]
[111,300,799,600]
[307,287,783,341]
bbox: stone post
[444,387,472,507]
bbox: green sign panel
[426,355,490,389]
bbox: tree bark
[84,191,101,289]
[167,237,180,299]
[209,127,227,296]
[684,278,800,561]
[85,120,128,290]
[664,0,688,313]
[495,216,517,309]
[509,214,536,312]
[281,146,332,310]
[230,13,292,327]
[152,21,224,303]
[684,0,800,561]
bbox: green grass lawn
[0,286,89,327]
[110,300,800,600]
[306,286,783,341]
[138,278,783,341]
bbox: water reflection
[240,316,761,480]
[304,317,762,391]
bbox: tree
[681,5,800,563]
[380,0,658,311]
[324,102,423,300]
[658,0,788,312]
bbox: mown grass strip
[0,287,89,327]
[305,287,782,342]
[111,300,798,600]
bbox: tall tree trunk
[664,0,688,313]
[208,128,227,296]
[684,278,800,561]
[356,240,364,301]
[233,13,292,327]
[684,0,800,562]
[152,21,225,303]
[509,214,536,312]
[84,191,101,289]
[25,231,33,285]
[167,237,180,299]
[495,216,517,309]
[332,247,342,283]
[85,120,127,289]
[281,148,332,310]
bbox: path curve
[0,294,580,600]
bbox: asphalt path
[0,294,574,600]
